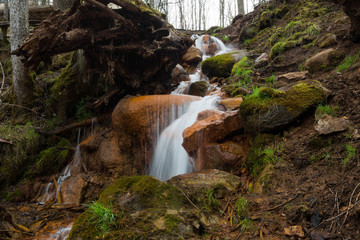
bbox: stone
[201,50,247,78]
[222,85,251,98]
[304,48,345,73]
[187,81,209,97]
[207,43,218,56]
[182,110,243,153]
[315,114,353,135]
[196,140,251,172]
[219,97,243,110]
[171,64,190,86]
[168,169,241,200]
[275,71,308,88]
[318,34,337,48]
[240,80,329,133]
[61,174,87,204]
[283,225,305,237]
[254,53,269,68]
[182,46,203,64]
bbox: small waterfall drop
[150,95,219,181]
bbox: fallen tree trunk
[13,0,193,95]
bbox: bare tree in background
[10,0,33,105]
[237,0,245,15]
[53,0,72,10]
[219,0,225,27]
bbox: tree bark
[237,0,245,15]
[4,0,9,21]
[54,0,72,10]
[10,0,33,105]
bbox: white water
[49,222,73,240]
[150,95,219,181]
[150,35,232,181]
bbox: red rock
[219,97,243,110]
[197,109,223,121]
[207,43,218,55]
[61,174,87,204]
[182,110,244,154]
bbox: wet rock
[61,174,87,204]
[182,46,203,64]
[240,80,329,133]
[112,95,200,146]
[219,97,243,110]
[187,81,209,97]
[200,35,219,56]
[69,176,201,239]
[254,53,269,68]
[196,140,250,172]
[304,48,346,73]
[201,50,247,78]
[239,23,259,42]
[283,225,305,237]
[318,33,337,48]
[315,114,353,135]
[197,109,223,121]
[275,71,308,88]
[182,110,243,153]
[171,64,190,86]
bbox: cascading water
[150,35,232,181]
[150,95,219,181]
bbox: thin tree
[10,0,33,105]
[219,0,225,27]
[237,0,245,15]
[53,0,72,10]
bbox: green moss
[0,122,42,186]
[202,52,245,78]
[260,10,274,29]
[28,138,71,177]
[70,176,191,240]
[230,57,253,87]
[336,53,359,72]
[275,5,289,18]
[270,40,298,59]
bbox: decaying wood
[13,0,192,95]
[0,137,12,144]
[45,113,111,135]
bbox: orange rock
[182,46,203,64]
[219,97,243,110]
[182,110,244,154]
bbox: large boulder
[304,48,345,73]
[69,176,201,239]
[201,50,247,78]
[240,80,329,133]
[112,95,200,146]
[182,110,243,154]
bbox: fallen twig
[342,182,360,227]
[0,137,12,144]
[0,62,5,93]
[265,193,301,211]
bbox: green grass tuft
[343,144,356,167]
[336,53,359,72]
[85,201,117,234]
[315,104,337,120]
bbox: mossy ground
[69,176,195,240]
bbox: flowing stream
[150,35,232,181]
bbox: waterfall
[150,95,219,181]
[150,35,231,181]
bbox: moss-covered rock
[69,176,201,240]
[201,50,247,78]
[240,80,329,132]
[187,81,209,97]
[29,138,71,177]
[260,11,274,30]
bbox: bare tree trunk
[198,0,202,30]
[10,0,33,105]
[219,0,225,27]
[237,0,245,15]
[4,0,9,21]
[54,0,72,10]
